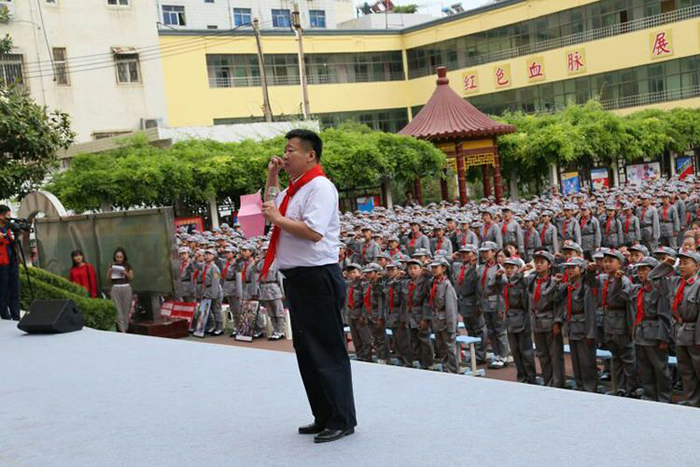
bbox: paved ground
[4,321,699,467]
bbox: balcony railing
[601,84,700,111]
[209,70,405,88]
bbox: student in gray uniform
[384,262,412,366]
[600,205,623,249]
[476,241,510,369]
[346,263,371,362]
[256,245,286,341]
[649,252,700,407]
[619,203,641,247]
[404,258,434,369]
[405,221,431,257]
[585,250,637,396]
[579,205,601,257]
[456,219,480,249]
[559,204,582,247]
[538,211,559,255]
[362,262,389,363]
[478,209,503,249]
[675,191,688,246]
[496,257,537,384]
[430,226,453,256]
[558,257,598,392]
[631,256,672,403]
[222,247,242,336]
[658,193,680,249]
[523,215,542,262]
[637,195,660,252]
[178,247,195,302]
[500,207,524,257]
[240,243,263,339]
[451,245,487,363]
[523,250,565,388]
[428,257,460,373]
[352,226,382,265]
[202,248,224,335]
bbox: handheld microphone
[267,186,279,202]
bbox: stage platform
[2,321,699,467]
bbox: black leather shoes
[314,428,355,444]
[298,422,325,434]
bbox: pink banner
[238,190,265,238]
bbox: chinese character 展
[652,32,671,56]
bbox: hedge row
[19,267,117,331]
[29,266,90,297]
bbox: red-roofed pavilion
[399,66,515,204]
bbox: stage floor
[2,322,699,467]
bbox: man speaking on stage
[261,129,357,444]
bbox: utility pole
[292,4,311,119]
[253,18,272,122]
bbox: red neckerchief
[563,219,570,239]
[624,215,631,234]
[567,280,580,320]
[662,206,668,222]
[641,207,648,221]
[362,242,369,260]
[436,238,443,251]
[242,260,250,281]
[222,260,231,279]
[347,285,355,309]
[260,164,327,279]
[501,221,508,236]
[363,284,372,310]
[481,261,494,287]
[458,263,467,285]
[540,225,547,243]
[525,229,530,249]
[601,278,610,309]
[388,285,395,312]
[180,261,188,276]
[200,264,210,292]
[605,216,612,235]
[390,248,399,258]
[635,283,651,326]
[409,233,421,248]
[580,216,588,230]
[534,275,549,305]
[461,232,467,246]
[673,277,694,320]
[408,281,416,308]
[429,276,444,306]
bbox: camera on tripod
[7,217,32,233]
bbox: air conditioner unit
[140,118,163,130]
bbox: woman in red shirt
[69,250,98,298]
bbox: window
[233,8,251,26]
[207,25,218,29]
[107,0,129,6]
[204,0,214,3]
[52,47,69,86]
[45,0,58,4]
[163,5,186,26]
[0,53,25,87]
[309,10,326,28]
[114,53,141,84]
[271,9,291,28]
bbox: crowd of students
[173,174,700,407]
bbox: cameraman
[0,205,20,320]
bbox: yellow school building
[159,0,700,132]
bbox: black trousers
[282,263,357,431]
[0,263,20,320]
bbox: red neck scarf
[458,264,467,285]
[388,286,395,312]
[222,260,231,279]
[501,221,508,236]
[601,278,610,308]
[200,264,210,290]
[540,225,547,243]
[635,284,651,326]
[534,276,549,305]
[624,215,631,234]
[580,216,588,230]
[503,283,510,313]
[408,281,416,308]
[461,232,467,246]
[481,262,494,287]
[347,286,355,309]
[673,278,694,320]
[364,284,372,310]
[662,206,668,222]
[180,261,188,275]
[429,276,443,306]
[605,216,612,235]
[260,165,327,279]
[409,233,421,248]
[563,219,569,238]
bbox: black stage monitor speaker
[18,299,84,334]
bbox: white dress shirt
[275,175,341,269]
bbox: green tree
[392,4,419,13]
[0,4,12,55]
[0,88,75,200]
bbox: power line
[20,21,276,74]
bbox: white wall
[3,0,167,143]
[154,0,355,31]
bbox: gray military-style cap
[532,250,554,264]
[361,262,382,273]
[478,241,499,252]
[562,257,586,268]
